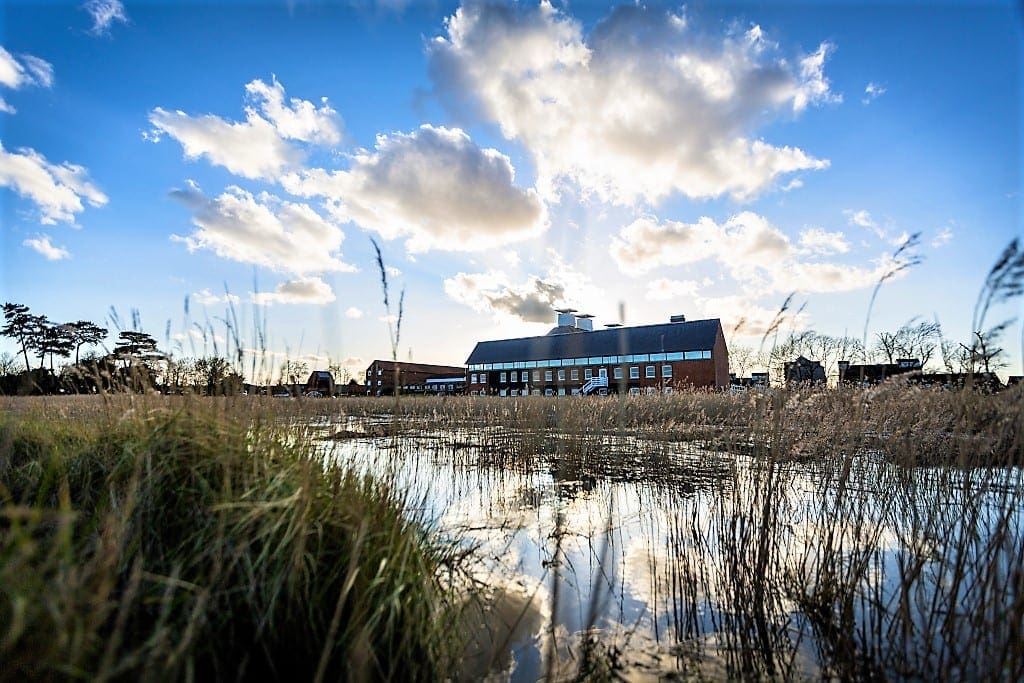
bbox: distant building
[906,371,1003,392]
[784,356,826,384]
[338,379,365,396]
[731,371,769,389]
[838,358,921,385]
[465,311,729,396]
[365,360,467,396]
[424,376,466,395]
[306,370,336,396]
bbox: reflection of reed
[317,382,1023,680]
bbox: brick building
[837,358,921,385]
[364,360,467,396]
[465,312,729,396]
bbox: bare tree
[0,351,21,375]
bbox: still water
[317,415,1024,681]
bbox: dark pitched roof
[466,319,722,365]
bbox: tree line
[729,318,1012,384]
[1,302,243,396]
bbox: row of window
[471,364,674,385]
[472,387,675,397]
[467,350,711,372]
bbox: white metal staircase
[580,376,609,395]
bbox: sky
[0,0,1021,381]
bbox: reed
[0,395,465,682]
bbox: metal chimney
[554,307,577,328]
[575,313,594,331]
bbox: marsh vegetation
[3,387,1020,681]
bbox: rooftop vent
[604,323,622,328]
[555,307,577,328]
[575,313,594,331]
[670,314,686,323]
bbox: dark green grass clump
[0,401,460,682]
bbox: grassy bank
[0,397,463,682]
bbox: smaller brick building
[365,360,467,396]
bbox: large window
[662,365,672,378]
[630,367,639,379]
[533,370,540,382]
[613,367,622,380]
[570,368,579,380]
[645,366,655,378]
[480,372,487,383]
[511,371,518,383]
[500,372,507,382]
[584,368,593,380]
[557,369,566,381]
[545,370,553,382]
[471,373,477,384]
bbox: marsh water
[316,415,1024,681]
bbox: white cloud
[345,306,364,319]
[931,226,953,248]
[191,288,241,306]
[444,251,603,324]
[0,142,108,224]
[444,271,567,323]
[23,234,70,260]
[863,81,886,104]
[799,227,849,255]
[251,277,336,305]
[147,77,341,180]
[170,182,354,276]
[611,211,896,295]
[282,124,546,252]
[843,208,891,240]
[694,293,809,338]
[82,0,128,35]
[385,265,401,277]
[611,212,789,274]
[0,46,53,91]
[844,209,875,228]
[0,47,54,113]
[429,3,835,204]
[645,277,704,301]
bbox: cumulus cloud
[23,234,70,260]
[611,211,896,295]
[444,271,566,323]
[429,3,835,204]
[611,212,789,274]
[147,77,341,180]
[345,306,364,319]
[251,277,336,305]
[82,0,128,35]
[282,124,545,252]
[863,82,886,104]
[170,181,354,276]
[799,227,849,255]
[645,277,704,301]
[191,288,241,306]
[0,142,108,224]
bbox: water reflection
[319,419,1024,681]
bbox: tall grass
[0,396,464,681]
[323,383,1023,679]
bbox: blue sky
[1,0,1020,381]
